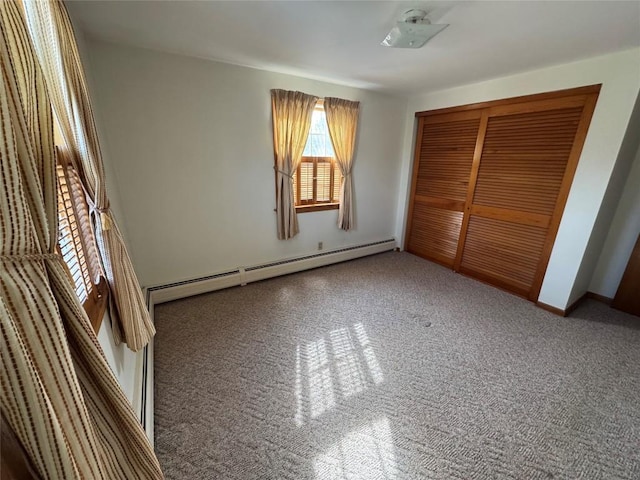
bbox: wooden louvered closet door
[406,111,481,267]
[407,86,600,302]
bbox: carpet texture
[154,252,640,479]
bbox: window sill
[295,203,340,213]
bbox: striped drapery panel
[271,89,318,239]
[0,2,163,478]
[324,97,360,231]
[23,0,155,352]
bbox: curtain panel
[0,2,163,478]
[22,0,155,351]
[271,89,318,239]
[324,97,360,231]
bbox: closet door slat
[460,216,547,294]
[408,204,464,266]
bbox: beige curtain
[271,89,318,239]
[22,0,154,351]
[0,2,163,478]
[324,97,360,231]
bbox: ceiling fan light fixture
[381,9,449,48]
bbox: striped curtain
[22,0,155,352]
[324,97,360,231]
[271,89,318,239]
[0,2,163,478]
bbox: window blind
[293,158,343,205]
[56,159,101,305]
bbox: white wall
[98,316,143,409]
[84,40,407,287]
[573,90,640,302]
[395,48,640,310]
[589,145,640,298]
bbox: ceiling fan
[381,9,449,49]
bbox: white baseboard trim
[138,238,397,443]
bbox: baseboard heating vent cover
[243,239,396,284]
[147,238,396,305]
[245,239,395,271]
[148,269,241,304]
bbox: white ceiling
[67,0,640,96]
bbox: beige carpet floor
[154,252,640,479]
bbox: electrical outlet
[318,241,323,250]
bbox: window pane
[317,162,331,202]
[333,168,343,203]
[300,162,313,202]
[292,105,341,210]
[303,109,335,157]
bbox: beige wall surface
[589,145,640,299]
[86,40,408,288]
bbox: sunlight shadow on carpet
[307,337,336,418]
[314,417,397,480]
[295,323,385,425]
[354,322,384,385]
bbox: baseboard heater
[147,238,396,305]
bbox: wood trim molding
[84,276,109,333]
[537,291,612,317]
[453,110,489,271]
[422,108,483,124]
[470,205,551,228]
[586,291,613,305]
[295,203,339,213]
[416,84,602,117]
[487,95,588,117]
[564,293,588,316]
[414,195,465,212]
[536,301,567,316]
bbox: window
[293,103,342,212]
[55,146,107,331]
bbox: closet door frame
[406,84,601,302]
[453,110,489,272]
[528,92,599,300]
